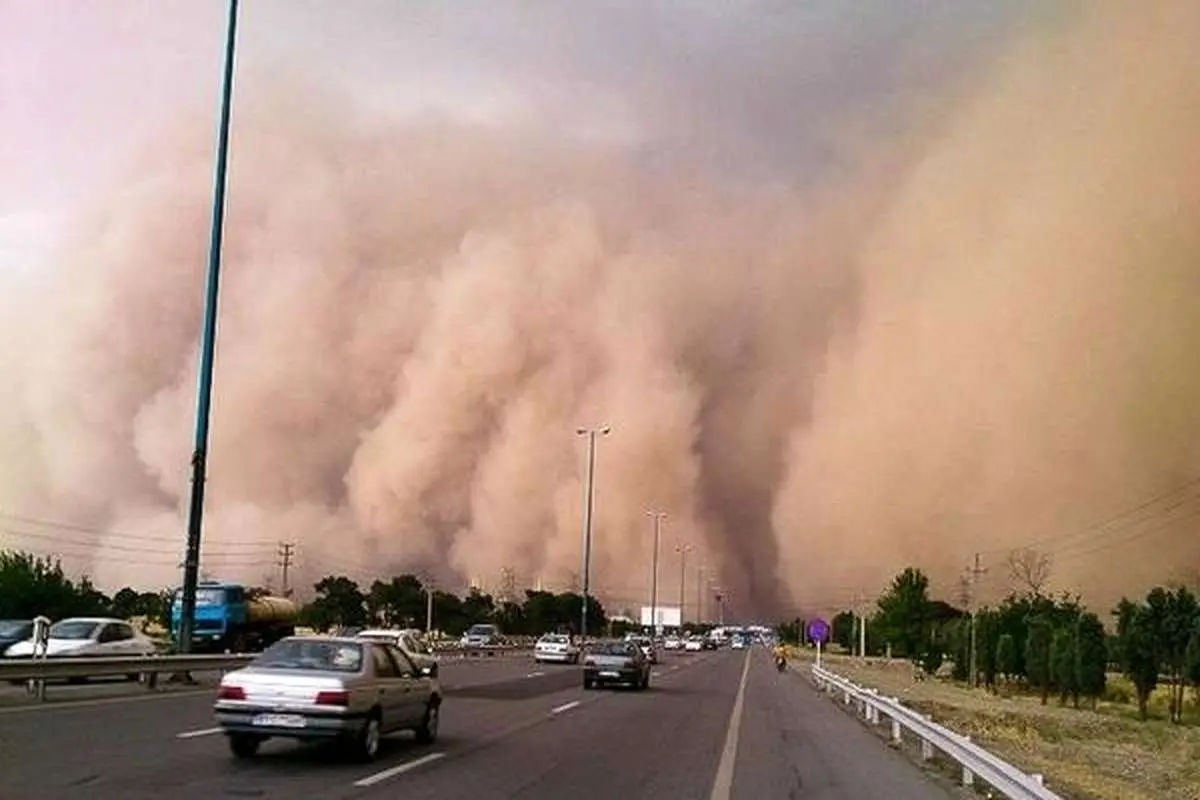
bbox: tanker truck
[169,581,297,653]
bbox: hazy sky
[3,1,1197,618]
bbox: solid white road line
[176,726,223,739]
[550,700,581,715]
[526,671,545,678]
[353,752,446,788]
[709,651,752,800]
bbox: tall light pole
[179,0,241,654]
[676,543,692,627]
[576,426,610,639]
[646,511,666,636]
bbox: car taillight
[314,690,350,706]
[217,685,245,701]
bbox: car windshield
[0,620,31,637]
[173,588,225,606]
[466,625,496,636]
[253,640,364,673]
[48,620,100,640]
[593,641,637,656]
[542,635,568,643]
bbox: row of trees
[0,551,618,640]
[0,551,170,626]
[783,565,1200,723]
[298,573,613,637]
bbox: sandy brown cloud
[0,0,1196,619]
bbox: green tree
[1184,625,1200,712]
[299,576,367,631]
[1025,615,1053,705]
[831,611,856,651]
[1156,586,1197,724]
[874,567,933,660]
[995,633,1018,682]
[975,610,1001,689]
[1050,627,1079,707]
[1074,612,1108,710]
[1121,604,1161,721]
[0,551,97,619]
[366,574,426,627]
[947,617,971,682]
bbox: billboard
[639,605,682,628]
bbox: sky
[1,0,1198,619]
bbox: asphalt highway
[0,647,957,799]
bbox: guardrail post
[920,738,934,761]
[1032,774,1045,786]
[891,719,901,743]
[961,765,974,787]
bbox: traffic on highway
[0,634,961,800]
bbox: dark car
[0,619,34,657]
[582,640,651,691]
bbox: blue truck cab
[170,581,296,653]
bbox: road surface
[0,647,955,799]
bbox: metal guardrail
[0,653,254,683]
[810,664,1064,800]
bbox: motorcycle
[775,654,787,672]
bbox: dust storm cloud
[1,1,1197,617]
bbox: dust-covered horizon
[1,0,1198,618]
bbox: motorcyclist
[773,643,787,670]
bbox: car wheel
[415,701,440,744]
[583,676,594,690]
[355,714,382,762]
[228,734,261,759]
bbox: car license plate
[252,713,306,728]
[600,670,620,678]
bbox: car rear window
[254,640,363,672]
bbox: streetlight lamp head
[600,426,611,435]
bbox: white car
[683,637,704,652]
[731,636,746,650]
[663,636,682,650]
[356,629,439,677]
[5,617,157,660]
[534,633,580,664]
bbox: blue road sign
[807,618,830,643]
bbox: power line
[0,510,279,550]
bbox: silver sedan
[213,635,441,761]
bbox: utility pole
[576,426,610,639]
[966,552,988,687]
[178,0,241,655]
[858,595,868,658]
[647,511,666,636]
[697,564,706,624]
[714,588,725,626]
[676,543,692,627]
[277,542,295,597]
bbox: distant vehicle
[169,582,297,653]
[0,619,33,657]
[583,640,651,690]
[662,635,682,650]
[731,636,746,650]
[460,623,501,648]
[4,617,156,661]
[683,636,704,652]
[356,628,438,677]
[214,635,441,762]
[625,635,659,664]
[534,633,580,664]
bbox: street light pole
[676,544,691,626]
[179,0,241,655]
[576,426,610,639]
[647,511,665,636]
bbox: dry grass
[789,648,1200,800]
